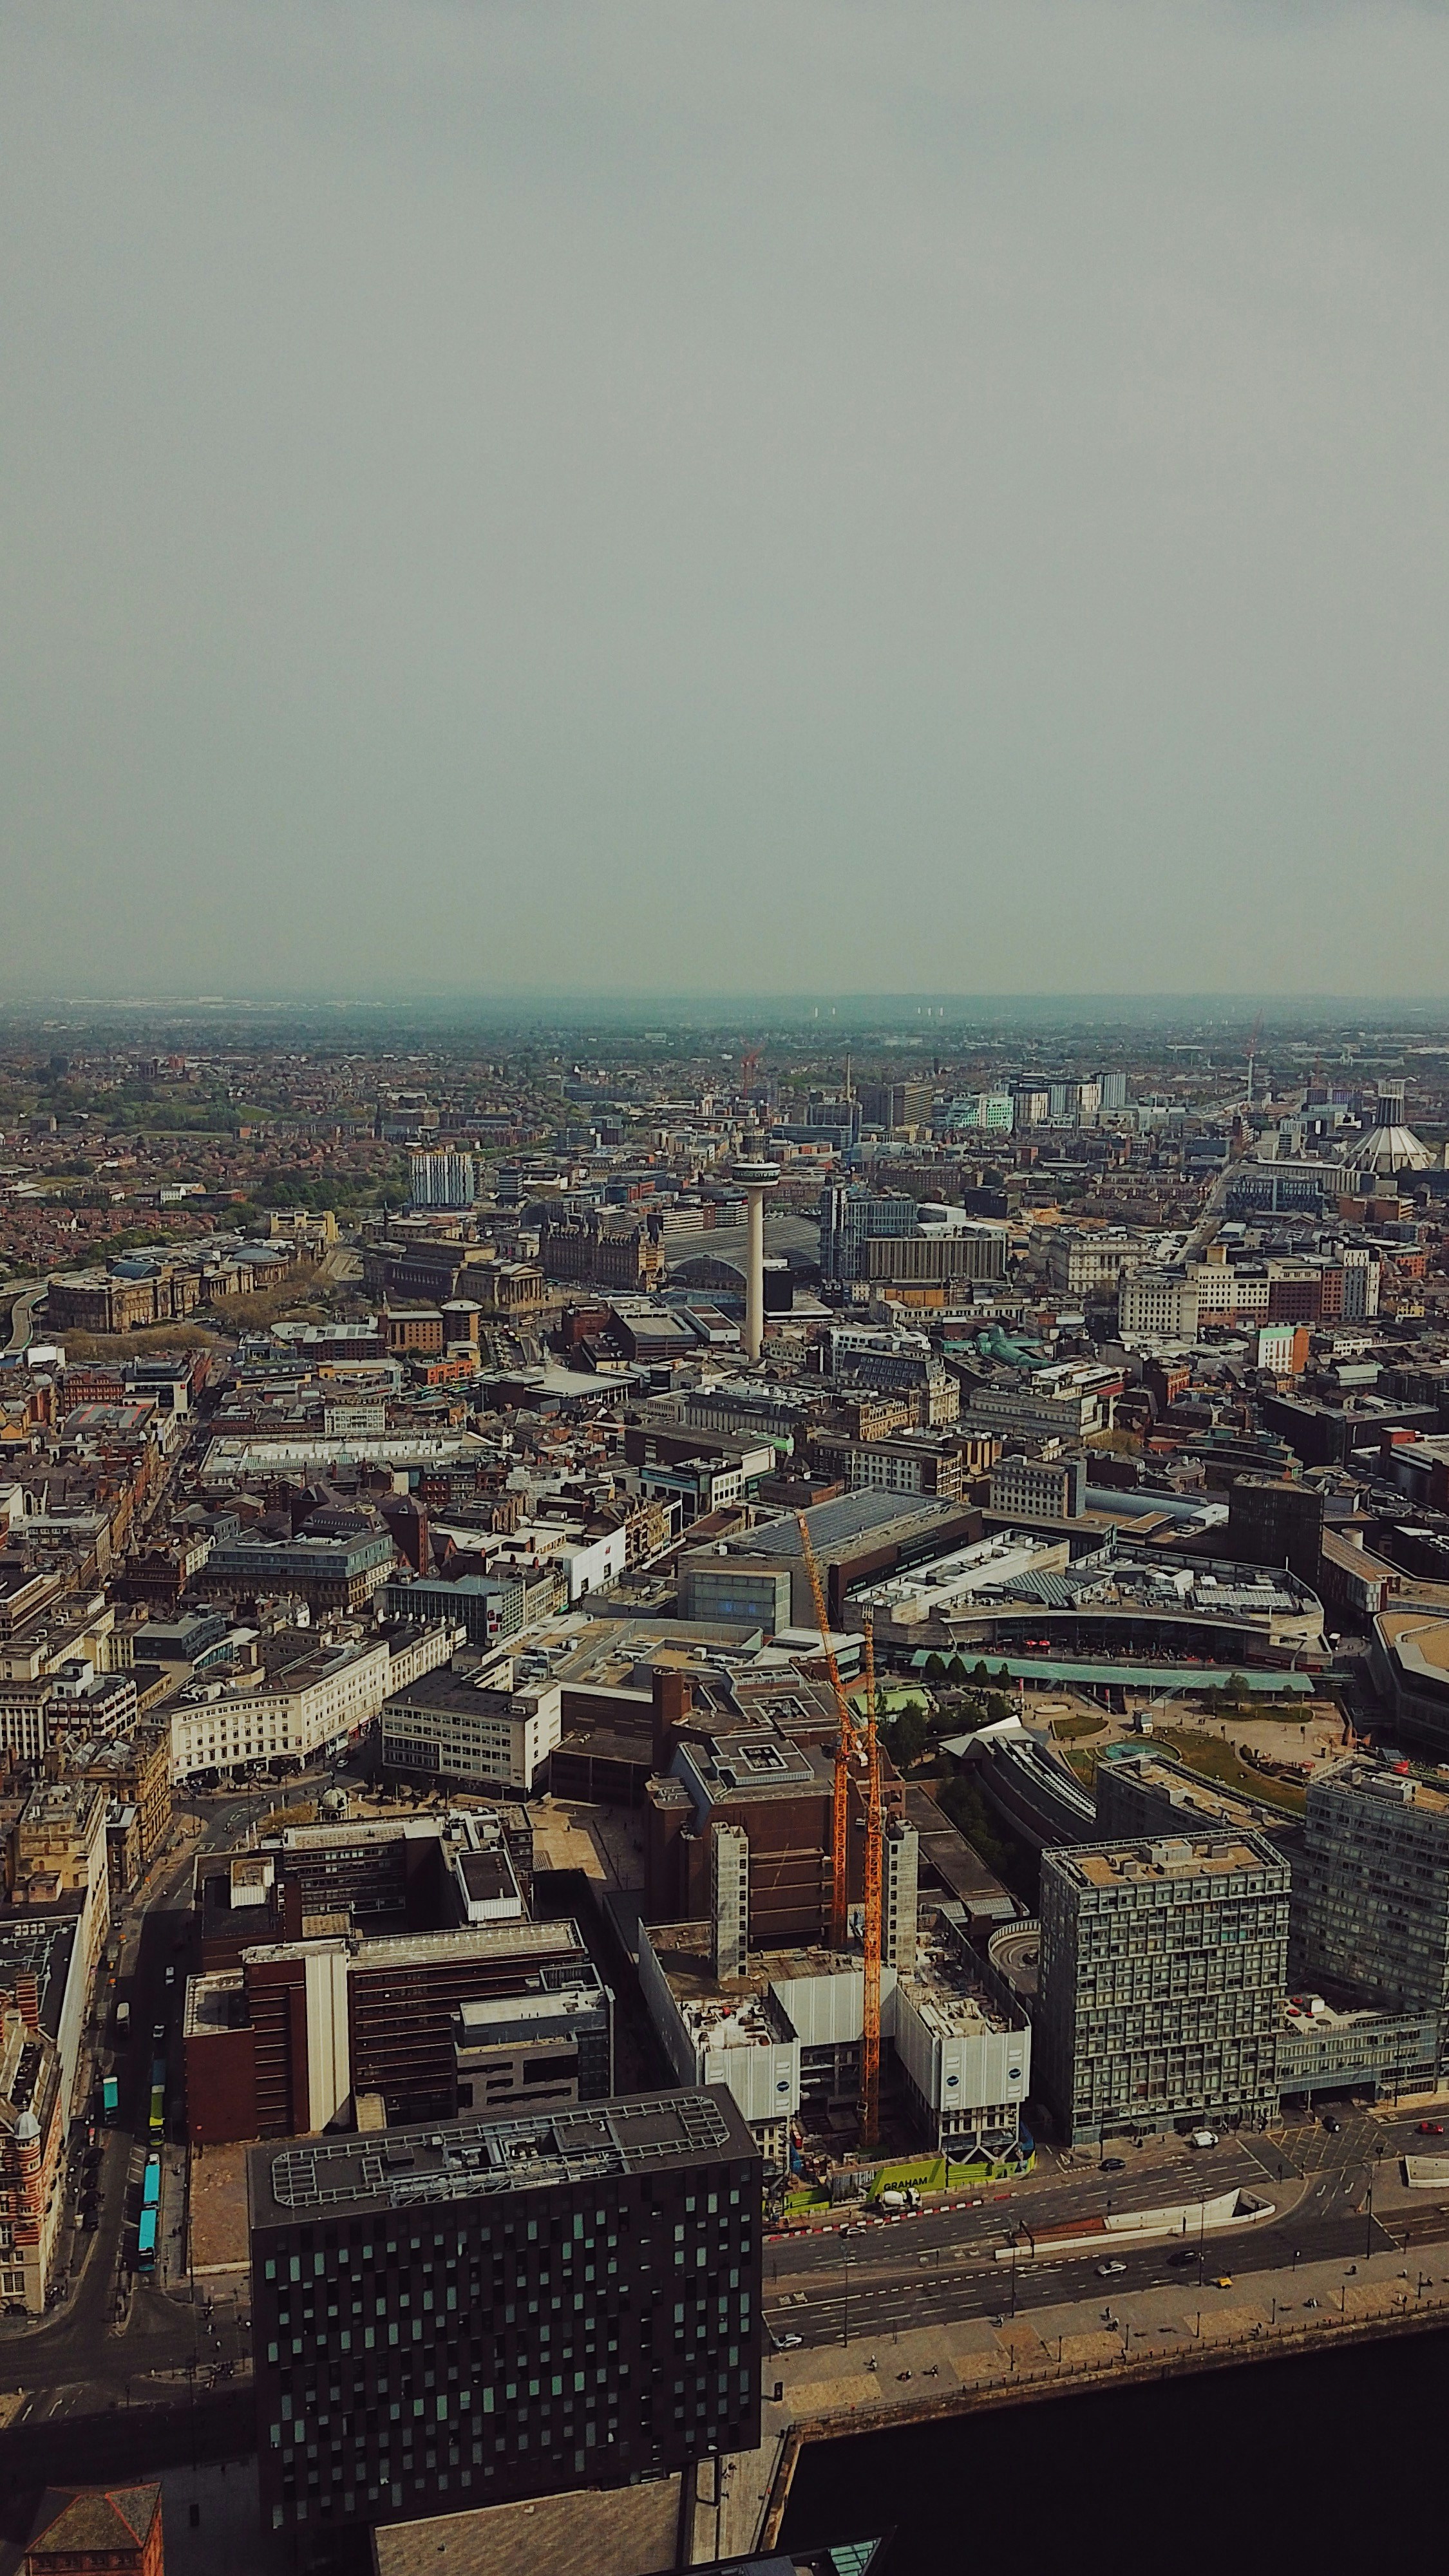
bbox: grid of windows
[251,2096,762,2536]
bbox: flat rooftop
[1378,1606,1449,1680]
[347,1920,582,1974]
[1317,1761,1449,1817]
[743,1492,957,1557]
[1101,1747,1297,1833]
[905,1922,1014,2041]
[913,1651,1314,1694]
[0,1914,79,2040]
[248,2088,751,2226]
[649,1917,875,2040]
[1061,1834,1281,1889]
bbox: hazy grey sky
[3,2,1448,999]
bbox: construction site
[634,1517,1034,2197]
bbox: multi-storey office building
[198,1528,395,1612]
[168,1622,460,1784]
[185,1915,611,2143]
[249,2088,762,2540]
[380,1667,562,1794]
[817,1187,920,1285]
[1293,1767,1449,2030]
[987,1455,1086,1522]
[1037,1833,1289,2144]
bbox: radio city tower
[734,1150,779,1365]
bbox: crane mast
[795,1513,857,1949]
[859,1615,883,2154]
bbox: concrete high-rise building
[710,1822,750,1981]
[410,1150,477,1209]
[249,2089,762,2539]
[1038,1833,1289,2144]
[1293,1767,1449,2027]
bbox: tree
[886,1704,930,1772]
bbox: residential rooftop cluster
[6,1013,1449,2562]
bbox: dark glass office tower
[249,2088,762,2541]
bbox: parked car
[1322,2115,1342,2134]
[1188,2129,1218,2150]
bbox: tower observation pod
[734,1158,779,1363]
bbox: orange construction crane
[795,1513,858,1948]
[858,1616,883,2154]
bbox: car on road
[152,2021,166,2042]
[1417,2121,1444,2136]
[164,1965,175,1988]
[1188,2128,1218,2150]
[1101,2157,1126,2172]
[1168,2248,1198,2267]
[773,2331,804,2349]
[1095,2259,1128,2277]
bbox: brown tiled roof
[370,2479,681,2576]
[28,2484,160,2556]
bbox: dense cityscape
[3,999,1449,2567]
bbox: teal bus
[137,2205,157,2272]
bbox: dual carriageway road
[764,2110,1449,2353]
